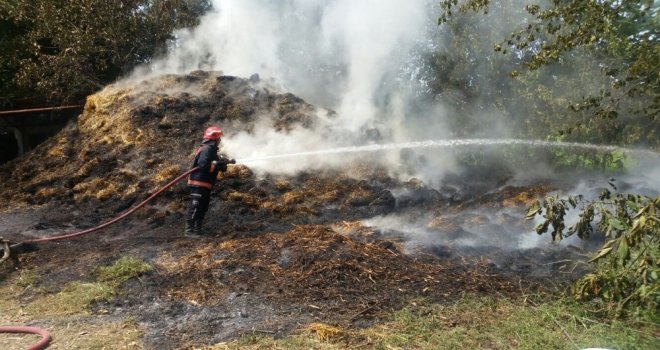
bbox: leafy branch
[528,184,659,318]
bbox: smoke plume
[129,0,459,179]
[127,0,659,250]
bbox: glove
[213,159,229,172]
[228,158,236,164]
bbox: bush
[528,188,659,319]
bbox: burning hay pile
[0,70,568,349]
[0,71,320,211]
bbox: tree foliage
[528,187,659,318]
[437,0,659,148]
[438,0,659,319]
[0,0,210,106]
[421,2,530,137]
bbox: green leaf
[609,218,627,232]
[617,237,629,261]
[589,246,613,262]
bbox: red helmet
[203,126,224,140]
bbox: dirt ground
[0,187,581,349]
[0,72,592,349]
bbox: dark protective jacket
[187,140,226,189]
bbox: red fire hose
[24,167,198,244]
[0,326,51,350]
[1,167,198,349]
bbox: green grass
[16,256,152,316]
[1,256,152,317]
[210,295,659,350]
[24,281,116,315]
[0,256,149,349]
[364,296,658,350]
[96,256,152,285]
[14,268,39,288]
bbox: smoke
[128,0,458,179]
[364,207,540,251]
[125,0,659,251]
[144,0,429,115]
[360,160,660,253]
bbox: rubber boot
[184,220,199,237]
[193,220,205,236]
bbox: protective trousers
[186,186,211,233]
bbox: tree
[439,1,660,318]
[0,0,211,107]
[438,0,659,148]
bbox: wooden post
[12,127,25,156]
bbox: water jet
[237,138,658,163]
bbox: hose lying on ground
[0,326,51,350]
[25,167,199,244]
[2,167,199,262]
[0,167,198,349]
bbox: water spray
[237,138,658,163]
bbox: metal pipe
[0,105,82,116]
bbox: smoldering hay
[125,0,660,251]
[133,0,659,183]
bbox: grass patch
[96,256,152,285]
[15,268,39,288]
[0,283,22,315]
[0,268,42,314]
[51,319,142,349]
[208,295,659,350]
[15,256,151,317]
[25,281,116,316]
[0,318,142,350]
[0,258,149,349]
[209,331,341,350]
[363,297,658,349]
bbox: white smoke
[148,0,429,120]
[131,0,448,178]
[128,0,660,251]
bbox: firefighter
[185,126,235,236]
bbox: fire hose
[0,166,199,349]
[0,167,198,258]
[0,326,51,350]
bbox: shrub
[528,187,659,319]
